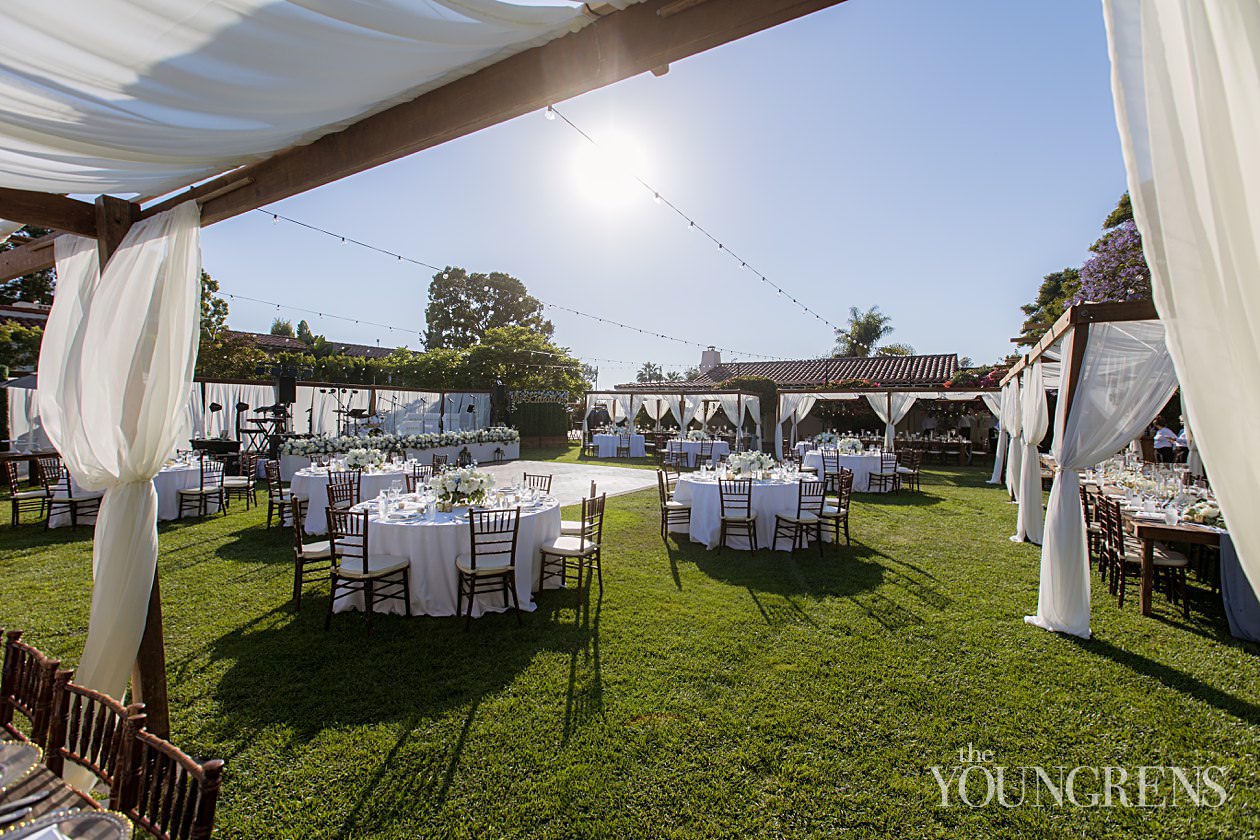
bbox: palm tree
[637,362,664,383]
[833,306,894,357]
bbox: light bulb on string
[545,106,556,121]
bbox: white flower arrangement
[1184,500,1224,529]
[686,430,709,441]
[837,436,862,455]
[814,432,839,447]
[726,451,776,477]
[429,465,495,506]
[280,428,519,457]
[343,447,385,469]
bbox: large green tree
[1016,268,1080,347]
[637,362,664,383]
[270,318,295,337]
[833,306,895,357]
[0,226,56,306]
[424,268,553,350]
[195,271,266,378]
[463,326,586,397]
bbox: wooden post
[95,196,171,739]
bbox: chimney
[699,345,721,374]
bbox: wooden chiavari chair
[432,453,449,469]
[38,455,102,530]
[458,508,523,630]
[290,498,332,610]
[561,481,598,536]
[896,449,923,492]
[540,494,607,593]
[5,459,50,526]
[326,468,362,511]
[119,722,225,840]
[867,453,900,493]
[1,629,60,746]
[176,456,226,519]
[264,459,296,528]
[326,508,411,633]
[405,463,434,494]
[773,479,825,554]
[44,671,145,809]
[718,478,757,553]
[820,467,854,547]
[522,472,553,494]
[222,452,259,510]
[657,469,691,540]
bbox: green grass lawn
[3,454,1259,838]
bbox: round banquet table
[592,433,646,458]
[49,462,214,528]
[671,474,833,552]
[290,466,412,534]
[666,439,731,467]
[333,497,563,618]
[802,451,890,493]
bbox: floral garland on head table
[279,427,519,457]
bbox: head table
[671,472,834,552]
[334,495,562,618]
[801,450,890,493]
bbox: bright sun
[571,131,649,210]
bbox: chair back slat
[468,508,521,571]
[199,458,224,491]
[837,468,854,509]
[577,493,607,550]
[4,460,26,494]
[328,508,370,575]
[264,459,285,503]
[1,629,61,746]
[291,497,310,552]
[718,479,753,519]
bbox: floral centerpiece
[726,451,776,478]
[429,465,494,511]
[280,428,520,458]
[343,447,385,470]
[686,430,709,441]
[814,432,839,447]
[837,436,862,455]
[1184,500,1224,529]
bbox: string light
[253,208,786,362]
[544,104,839,331]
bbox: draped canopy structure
[591,390,763,447]
[1002,302,1183,638]
[774,387,999,456]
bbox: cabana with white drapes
[1005,302,1180,638]
[775,387,1000,456]
[593,390,764,449]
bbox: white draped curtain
[864,393,917,450]
[635,394,677,427]
[981,393,1001,418]
[1013,363,1049,544]
[743,395,763,448]
[1004,380,1023,502]
[989,384,1013,485]
[376,389,441,435]
[775,393,820,456]
[38,203,201,742]
[716,394,741,436]
[1026,321,1179,637]
[1104,0,1260,594]
[611,393,634,427]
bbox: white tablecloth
[672,475,831,552]
[802,451,890,493]
[290,467,411,534]
[666,440,730,467]
[593,433,645,458]
[333,499,562,618]
[49,463,214,528]
[794,442,815,458]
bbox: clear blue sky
[200,0,1126,388]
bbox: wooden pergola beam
[143,0,847,225]
[0,234,58,280]
[1000,300,1159,386]
[0,188,97,237]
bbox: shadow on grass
[1071,635,1260,725]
